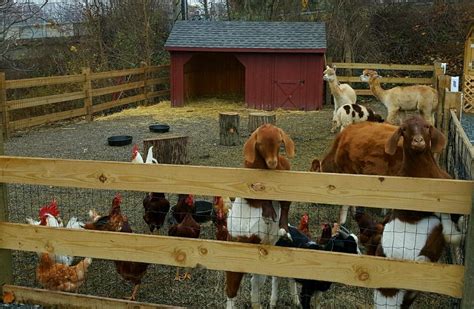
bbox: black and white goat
[333,103,384,132]
[269,225,360,309]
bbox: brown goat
[243,123,295,236]
[374,116,461,308]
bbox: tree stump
[219,112,240,146]
[143,134,189,164]
[248,112,276,134]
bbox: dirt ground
[4,98,457,308]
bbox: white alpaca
[226,198,281,309]
[360,69,438,125]
[323,65,357,133]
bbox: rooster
[143,192,170,233]
[168,197,200,281]
[36,253,92,292]
[26,198,83,266]
[83,193,149,300]
[131,144,157,164]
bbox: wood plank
[148,65,170,73]
[6,91,85,111]
[82,67,93,122]
[91,81,145,97]
[354,89,373,96]
[338,76,433,84]
[148,90,170,99]
[3,285,182,309]
[332,62,434,71]
[5,75,83,89]
[91,94,146,113]
[148,77,169,86]
[461,191,474,308]
[91,68,145,80]
[9,108,86,130]
[0,124,12,287]
[0,156,470,214]
[0,223,464,298]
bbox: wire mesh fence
[6,183,463,308]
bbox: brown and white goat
[333,103,384,132]
[360,69,438,125]
[323,66,357,132]
[373,116,464,308]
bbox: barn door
[272,55,306,110]
[273,79,305,109]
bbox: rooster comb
[39,198,59,219]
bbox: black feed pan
[149,124,170,133]
[193,200,213,223]
[107,135,133,146]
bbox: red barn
[165,21,327,111]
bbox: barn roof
[165,21,326,52]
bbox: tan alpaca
[360,69,438,125]
[323,66,357,133]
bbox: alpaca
[360,69,438,125]
[323,65,357,132]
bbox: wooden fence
[0,156,473,308]
[326,61,442,104]
[447,110,474,180]
[0,65,170,138]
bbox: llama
[360,69,438,125]
[323,65,357,132]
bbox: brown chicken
[213,196,230,241]
[317,223,333,246]
[172,194,195,223]
[298,212,311,239]
[143,192,170,233]
[168,200,200,281]
[36,253,92,292]
[83,193,148,300]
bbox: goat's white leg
[289,279,301,307]
[226,297,236,309]
[270,276,279,308]
[339,206,350,225]
[312,291,323,309]
[251,274,266,309]
[331,111,338,133]
[438,213,465,246]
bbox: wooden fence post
[0,73,10,139]
[325,57,332,106]
[433,61,444,87]
[82,67,93,122]
[0,125,12,290]
[461,191,474,309]
[141,63,150,106]
[436,75,451,129]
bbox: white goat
[334,103,384,132]
[360,69,438,125]
[323,65,357,133]
[226,198,281,309]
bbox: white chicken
[131,145,157,164]
[26,199,84,266]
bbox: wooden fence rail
[0,156,472,308]
[0,64,170,138]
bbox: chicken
[171,194,195,224]
[213,196,231,241]
[143,192,170,233]
[354,208,387,256]
[83,193,148,300]
[131,144,157,164]
[36,252,92,292]
[168,200,200,281]
[26,198,84,266]
[317,223,332,246]
[297,212,311,239]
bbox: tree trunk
[143,134,189,164]
[219,112,240,146]
[248,112,276,134]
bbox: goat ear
[430,126,446,153]
[385,127,402,155]
[279,128,295,158]
[243,130,258,163]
